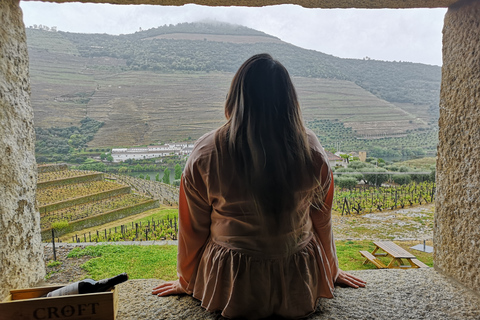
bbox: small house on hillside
[324,150,347,168]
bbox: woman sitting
[152,53,366,319]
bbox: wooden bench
[410,258,429,268]
[360,250,387,269]
[361,241,430,269]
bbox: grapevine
[333,181,435,215]
[70,216,179,243]
[40,194,148,230]
[37,180,124,206]
[38,170,97,183]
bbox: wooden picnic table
[360,241,429,269]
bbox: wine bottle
[47,273,128,297]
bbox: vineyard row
[64,217,179,243]
[333,181,435,215]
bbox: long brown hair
[216,53,316,223]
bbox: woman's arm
[309,165,339,284]
[153,174,212,296]
[309,164,366,289]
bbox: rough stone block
[435,0,480,295]
[0,0,45,299]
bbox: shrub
[51,220,70,234]
[334,176,358,190]
[392,174,411,185]
[348,161,373,170]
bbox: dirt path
[332,203,434,241]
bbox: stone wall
[435,0,480,295]
[0,0,45,299]
[38,163,69,173]
[107,174,179,205]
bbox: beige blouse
[177,129,339,319]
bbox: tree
[174,164,182,180]
[146,175,151,180]
[162,168,170,184]
[155,173,160,181]
[100,153,107,160]
[106,155,114,162]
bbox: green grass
[65,240,433,281]
[67,245,178,280]
[336,241,378,270]
[46,260,63,268]
[396,157,437,170]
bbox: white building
[111,142,195,162]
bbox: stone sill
[116,268,480,319]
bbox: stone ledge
[116,268,480,319]
[33,0,458,9]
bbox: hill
[26,22,440,157]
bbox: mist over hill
[27,22,440,159]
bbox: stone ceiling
[28,0,459,9]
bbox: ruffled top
[177,129,339,319]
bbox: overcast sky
[20,2,446,66]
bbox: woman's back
[183,129,328,259]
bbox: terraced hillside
[38,164,159,240]
[27,22,440,151]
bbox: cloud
[20,2,446,65]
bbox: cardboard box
[0,285,118,320]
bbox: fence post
[51,229,56,261]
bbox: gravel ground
[43,245,89,285]
[332,204,434,241]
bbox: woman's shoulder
[305,128,332,175]
[184,129,218,176]
[189,130,217,158]
[306,129,327,158]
